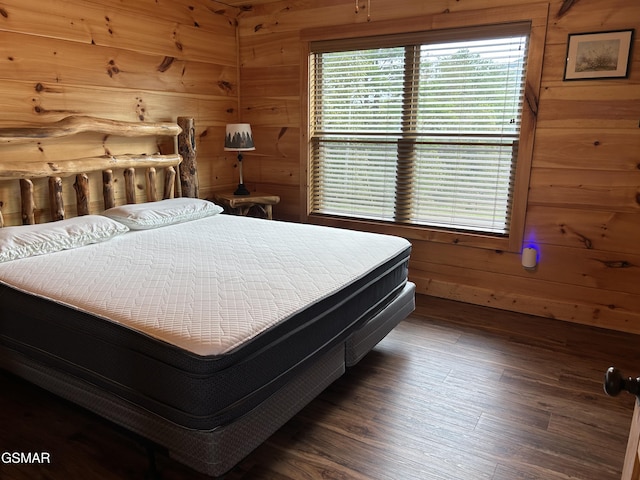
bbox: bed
[0,116,415,477]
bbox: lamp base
[233,183,250,196]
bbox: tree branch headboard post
[177,116,198,198]
[0,116,197,227]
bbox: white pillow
[0,215,129,263]
[102,197,223,230]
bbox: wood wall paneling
[84,0,239,29]
[0,80,237,126]
[529,169,640,212]
[236,0,640,333]
[1,0,639,333]
[533,129,640,170]
[0,32,237,96]
[0,0,236,64]
[525,206,640,255]
[0,0,240,217]
[412,265,639,332]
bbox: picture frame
[563,29,634,80]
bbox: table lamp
[224,123,255,196]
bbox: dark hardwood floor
[1,295,638,479]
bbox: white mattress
[0,215,410,356]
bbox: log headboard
[0,116,196,227]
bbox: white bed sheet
[0,215,410,356]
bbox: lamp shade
[224,123,255,151]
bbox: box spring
[0,282,415,477]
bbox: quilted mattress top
[0,214,410,356]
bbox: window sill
[307,213,514,252]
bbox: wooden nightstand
[212,192,280,220]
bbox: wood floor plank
[1,295,637,479]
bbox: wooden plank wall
[0,0,638,335]
[0,0,241,223]
[235,0,640,333]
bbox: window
[306,17,543,251]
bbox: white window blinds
[310,23,530,235]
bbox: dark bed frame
[0,116,415,477]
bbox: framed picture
[564,29,634,80]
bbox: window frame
[300,3,548,253]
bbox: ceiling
[218,0,280,6]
